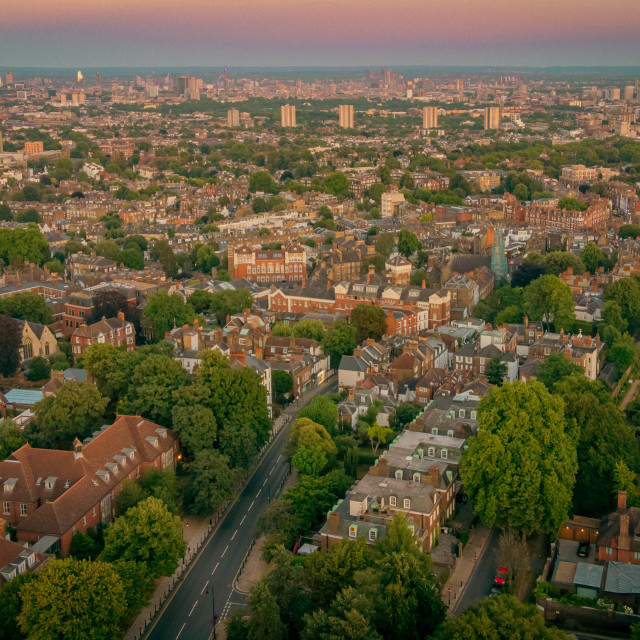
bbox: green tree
[410,269,429,287]
[513,183,529,201]
[94,240,120,261]
[272,369,293,403]
[494,305,524,326]
[609,333,638,371]
[460,381,577,537]
[0,292,52,324]
[486,357,507,385]
[0,315,21,377]
[293,319,325,342]
[271,321,293,336]
[111,559,155,621]
[299,396,339,435]
[292,445,328,476]
[150,239,178,278]
[187,289,215,314]
[390,403,421,429]
[287,417,337,458]
[323,320,357,369]
[433,594,569,640]
[26,356,50,381]
[375,232,395,259]
[350,304,387,342]
[322,172,350,198]
[397,230,420,258]
[524,274,575,330]
[209,289,253,325]
[18,558,127,640]
[606,278,640,332]
[247,581,285,640]
[116,478,148,515]
[31,381,109,449]
[368,182,386,204]
[171,404,217,456]
[619,224,640,240]
[248,170,278,194]
[614,460,640,508]
[0,418,27,460]
[543,251,585,277]
[102,497,185,578]
[580,242,605,273]
[0,572,35,640]
[143,290,196,340]
[185,449,236,515]
[0,226,49,266]
[536,353,583,389]
[366,423,393,453]
[69,530,101,561]
[119,247,144,270]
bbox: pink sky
[3,0,639,66]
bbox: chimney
[618,490,627,511]
[117,310,125,321]
[367,273,371,284]
[348,388,355,402]
[214,327,223,343]
[428,465,439,486]
[524,315,528,328]
[328,509,341,534]
[73,437,83,460]
[422,279,426,289]
[620,514,631,549]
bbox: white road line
[248,500,255,511]
[212,562,219,575]
[189,601,198,617]
[200,580,209,595]
[240,515,246,526]
[221,545,229,557]
[176,623,186,639]
[276,454,282,462]
[231,529,238,541]
[256,489,261,497]
[263,478,268,486]
[269,465,275,476]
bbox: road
[451,527,501,615]
[145,377,338,640]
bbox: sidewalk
[442,521,493,614]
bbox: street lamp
[206,585,217,639]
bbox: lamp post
[206,585,216,639]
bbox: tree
[523,275,575,331]
[188,289,215,314]
[537,353,583,389]
[293,319,325,342]
[498,530,530,588]
[397,230,420,258]
[90,289,129,324]
[619,224,640,240]
[0,226,49,266]
[433,594,570,640]
[0,572,35,640]
[26,356,50,381]
[486,357,507,385]
[513,183,529,201]
[247,581,285,640]
[272,370,293,403]
[558,196,587,211]
[323,320,357,369]
[186,450,235,515]
[287,417,337,459]
[31,381,109,449]
[0,418,27,460]
[69,530,101,561]
[102,497,185,578]
[292,445,328,476]
[116,478,148,515]
[511,262,546,288]
[614,460,640,508]
[150,239,178,278]
[460,381,577,536]
[171,404,217,456]
[18,558,127,640]
[390,403,421,429]
[368,182,386,204]
[112,558,155,621]
[410,269,429,287]
[350,304,387,343]
[127,354,188,425]
[366,423,393,453]
[94,240,120,261]
[543,251,585,277]
[494,305,524,326]
[249,170,278,194]
[375,232,395,259]
[606,278,640,332]
[322,172,350,198]
[119,247,144,270]
[0,315,21,377]
[271,321,293,336]
[580,242,605,273]
[209,289,253,325]
[0,291,52,324]
[143,290,196,339]
[609,333,638,371]
[299,396,339,435]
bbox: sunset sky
[2,0,639,67]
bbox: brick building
[232,242,306,285]
[71,312,136,357]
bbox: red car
[494,566,508,587]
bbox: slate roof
[604,562,640,594]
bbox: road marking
[263,478,268,486]
[189,600,198,617]
[200,580,209,595]
[176,623,186,639]
[248,500,255,511]
[276,454,282,462]
[240,515,246,525]
[231,529,238,540]
[269,465,275,476]
[212,562,219,575]
[221,545,228,557]
[256,489,261,497]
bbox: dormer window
[441,449,448,460]
[428,447,435,458]
[403,498,411,509]
[431,427,438,435]
[349,525,358,538]
[44,477,56,491]
[4,478,18,493]
[390,496,397,507]
[395,470,403,480]
[369,528,377,541]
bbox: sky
[2,0,640,68]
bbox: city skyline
[2,0,640,68]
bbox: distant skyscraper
[491,228,507,281]
[422,106,438,129]
[95,72,102,88]
[609,87,621,101]
[224,67,229,92]
[484,106,501,130]
[281,104,296,128]
[339,104,354,129]
[0,130,3,153]
[228,108,240,127]
[623,85,634,100]
[5,72,14,87]
[456,78,463,91]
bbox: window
[2,502,9,515]
[348,525,357,538]
[470,411,477,420]
[606,547,613,555]
[428,447,435,458]
[634,552,640,560]
[413,473,421,483]
[389,496,397,507]
[83,516,87,526]
[447,430,454,438]
[395,470,403,480]
[45,343,50,356]
[20,504,27,516]
[459,409,465,418]
[441,449,448,460]
[403,498,411,509]
[369,528,377,541]
[431,427,438,435]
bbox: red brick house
[71,312,135,357]
[0,416,178,556]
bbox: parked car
[494,566,508,586]
[577,541,590,558]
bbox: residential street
[144,377,337,640]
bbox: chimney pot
[618,490,627,511]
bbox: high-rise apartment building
[5,72,14,87]
[281,104,296,128]
[339,105,354,129]
[609,87,621,101]
[228,108,240,127]
[456,78,463,91]
[422,107,438,129]
[484,107,501,130]
[624,85,635,100]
